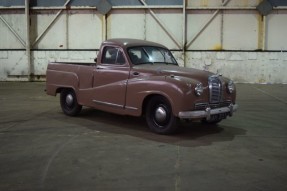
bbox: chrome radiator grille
[209,76,222,103]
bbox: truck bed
[46,62,95,96]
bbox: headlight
[195,83,203,96]
[227,80,235,94]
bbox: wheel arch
[59,88,82,116]
[56,86,76,95]
[141,93,176,117]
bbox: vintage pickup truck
[46,39,238,134]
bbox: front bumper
[178,104,238,120]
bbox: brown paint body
[46,39,236,118]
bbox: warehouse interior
[1,0,287,190]
[0,0,287,83]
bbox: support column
[182,0,187,67]
[257,14,266,51]
[25,0,33,81]
[102,14,107,41]
[262,15,266,51]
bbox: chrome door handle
[133,72,139,76]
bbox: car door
[92,46,130,112]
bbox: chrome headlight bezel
[227,80,235,94]
[195,83,203,96]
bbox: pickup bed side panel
[46,69,79,96]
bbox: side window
[117,51,125,64]
[102,46,126,65]
[128,48,149,64]
[128,49,141,64]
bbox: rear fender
[46,69,79,96]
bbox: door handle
[133,72,139,76]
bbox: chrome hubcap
[155,106,167,123]
[66,94,74,106]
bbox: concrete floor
[0,82,286,191]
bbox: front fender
[125,75,199,117]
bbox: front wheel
[145,96,178,134]
[60,89,82,116]
[201,116,222,125]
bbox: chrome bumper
[178,104,238,120]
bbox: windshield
[128,46,178,65]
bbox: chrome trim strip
[125,106,138,110]
[93,100,124,109]
[178,104,238,119]
[93,100,139,111]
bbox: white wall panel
[223,10,258,50]
[171,51,184,67]
[31,11,67,49]
[107,10,146,40]
[185,52,287,84]
[32,50,96,78]
[145,9,183,49]
[266,10,287,50]
[186,10,259,50]
[31,10,102,49]
[108,9,183,49]
[0,13,26,49]
[0,50,97,81]
[68,11,102,49]
[186,10,221,50]
[0,51,28,81]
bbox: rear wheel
[60,89,82,116]
[145,96,178,134]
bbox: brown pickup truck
[46,39,238,134]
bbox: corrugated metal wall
[0,0,287,83]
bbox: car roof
[102,38,168,49]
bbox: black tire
[145,96,178,134]
[201,118,222,125]
[60,89,82,116]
